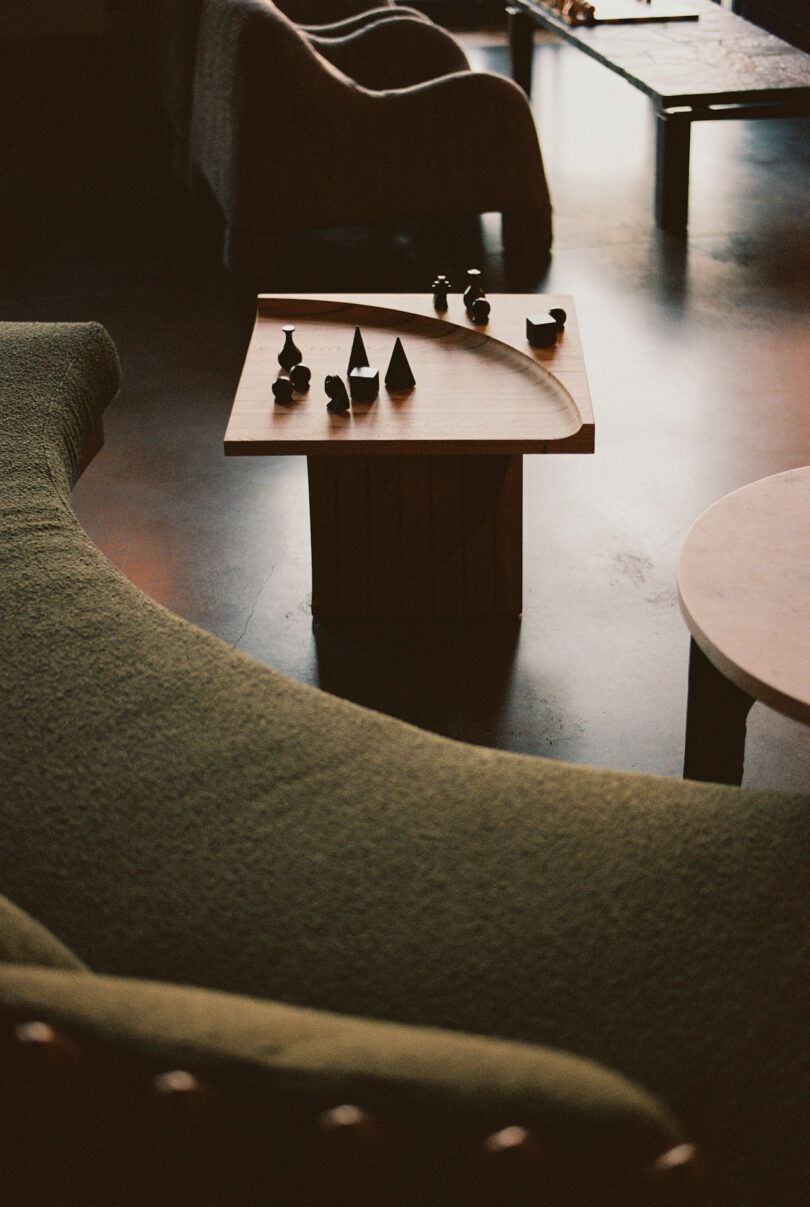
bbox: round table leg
[683,638,755,785]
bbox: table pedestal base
[307,454,523,617]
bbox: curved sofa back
[1,322,808,1206]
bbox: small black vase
[278,325,302,371]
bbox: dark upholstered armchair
[152,0,450,174]
[303,8,470,88]
[291,0,431,29]
[189,0,552,273]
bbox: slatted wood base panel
[307,453,523,617]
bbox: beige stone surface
[678,466,810,723]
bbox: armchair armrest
[0,966,691,1206]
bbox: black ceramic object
[549,307,567,333]
[290,363,311,393]
[526,313,558,349]
[347,327,369,375]
[272,376,294,404]
[278,325,302,371]
[470,297,491,324]
[349,366,379,402]
[384,338,415,392]
[463,268,484,313]
[325,374,350,413]
[432,274,451,311]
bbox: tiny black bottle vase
[278,325,302,371]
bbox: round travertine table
[677,466,810,785]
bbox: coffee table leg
[507,7,535,97]
[307,454,522,618]
[655,110,691,233]
[683,638,755,785]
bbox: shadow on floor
[314,617,521,746]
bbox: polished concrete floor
[3,23,809,790]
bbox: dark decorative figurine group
[433,270,491,324]
[432,270,567,349]
[324,374,350,413]
[274,325,309,404]
[274,324,415,413]
[274,285,568,411]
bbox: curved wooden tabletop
[677,465,810,724]
[225,293,594,456]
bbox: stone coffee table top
[510,0,810,106]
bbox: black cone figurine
[278,325,302,371]
[347,327,369,375]
[325,374,350,413]
[384,338,415,392]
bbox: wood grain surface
[224,294,594,457]
[308,454,523,616]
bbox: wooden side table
[225,294,594,619]
[677,466,810,784]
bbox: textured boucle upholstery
[0,322,808,1205]
[0,899,87,972]
[296,5,432,33]
[306,16,470,90]
[189,0,552,270]
[277,0,401,21]
[149,0,427,175]
[0,963,682,1190]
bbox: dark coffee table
[507,0,810,231]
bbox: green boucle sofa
[1,322,808,1204]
